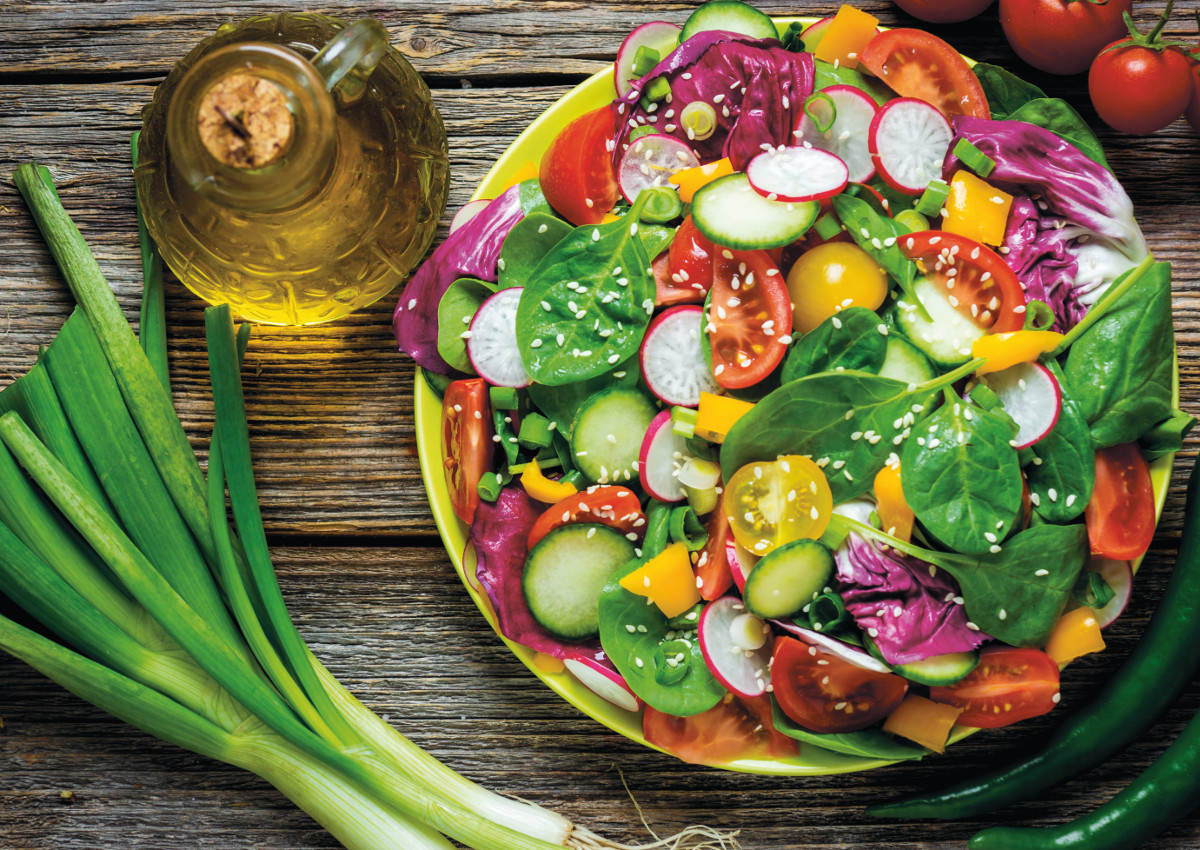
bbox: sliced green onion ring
[803,91,837,134]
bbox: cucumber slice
[680,0,778,42]
[891,650,980,687]
[691,173,819,250]
[523,523,638,640]
[742,539,834,619]
[878,334,937,385]
[570,386,659,484]
[894,277,986,368]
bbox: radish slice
[793,85,879,184]
[614,21,682,98]
[979,361,1062,449]
[639,409,691,502]
[1086,559,1133,629]
[730,542,755,593]
[467,288,531,387]
[698,597,773,698]
[562,652,641,712]
[745,145,849,203]
[639,305,721,407]
[797,16,834,51]
[772,622,895,674]
[449,199,491,235]
[618,134,700,203]
[868,97,953,196]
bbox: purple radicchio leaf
[612,35,814,171]
[392,186,525,374]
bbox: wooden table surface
[3,2,1200,848]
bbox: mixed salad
[393,1,1191,767]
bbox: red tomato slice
[642,693,798,765]
[706,249,792,389]
[661,215,714,305]
[859,29,990,119]
[694,512,734,601]
[771,636,908,734]
[441,379,494,524]
[1086,442,1155,561]
[526,484,645,550]
[900,230,1026,333]
[930,646,1060,728]
[538,106,620,226]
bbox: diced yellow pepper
[883,694,964,753]
[669,158,734,203]
[601,212,622,224]
[529,652,566,674]
[618,542,703,618]
[1044,606,1106,667]
[521,459,578,504]
[972,330,1065,376]
[497,160,539,194]
[873,462,915,543]
[942,170,1014,247]
[693,392,755,443]
[812,5,879,70]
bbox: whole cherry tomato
[999,0,1131,75]
[893,0,995,24]
[1089,37,1194,134]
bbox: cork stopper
[197,73,294,168]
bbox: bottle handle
[311,18,389,104]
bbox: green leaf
[1024,360,1094,523]
[497,213,572,290]
[638,223,675,262]
[813,60,893,106]
[782,307,889,384]
[770,700,927,761]
[525,356,640,432]
[1063,261,1174,448]
[518,178,553,216]
[1008,98,1108,168]
[971,63,1046,119]
[436,278,497,373]
[515,212,656,385]
[832,194,917,295]
[900,391,1024,555]
[1140,408,1197,461]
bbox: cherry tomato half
[900,230,1026,334]
[725,456,833,556]
[661,215,715,306]
[930,646,1060,728]
[859,29,990,119]
[706,248,792,389]
[999,0,1131,76]
[1085,442,1155,561]
[694,511,734,601]
[771,635,908,734]
[786,242,889,334]
[539,106,620,226]
[1089,39,1194,135]
[643,693,798,765]
[441,379,494,524]
[526,484,645,550]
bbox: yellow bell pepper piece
[669,158,734,203]
[942,170,1014,247]
[1044,606,1106,667]
[497,160,539,194]
[873,462,915,543]
[812,5,879,70]
[972,330,1065,376]
[618,542,702,618]
[693,392,755,444]
[529,652,566,674]
[883,694,964,753]
[521,459,578,504]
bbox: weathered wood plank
[2,545,1199,848]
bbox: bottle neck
[166,42,336,212]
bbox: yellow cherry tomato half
[725,455,833,556]
[786,242,888,334]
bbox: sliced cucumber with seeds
[878,334,937,385]
[891,650,980,687]
[570,386,659,484]
[691,173,819,251]
[894,276,986,368]
[681,0,778,42]
[523,523,638,640]
[742,538,834,620]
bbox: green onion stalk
[5,161,738,850]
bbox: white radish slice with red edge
[561,651,641,712]
[979,361,1062,449]
[745,145,849,203]
[449,199,491,235]
[771,621,894,675]
[639,409,691,502]
[640,305,721,406]
[793,85,879,184]
[868,97,953,196]
[698,597,773,698]
[1085,558,1133,629]
[467,288,531,387]
[614,21,681,98]
[730,541,755,593]
[618,134,700,204]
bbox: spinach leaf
[813,60,893,106]
[1024,360,1094,523]
[639,223,675,262]
[770,700,927,762]
[900,390,1024,555]
[972,63,1046,118]
[515,211,655,386]
[1008,98,1108,168]
[832,194,917,295]
[498,212,572,289]
[525,356,640,432]
[781,307,888,383]
[518,178,553,216]
[1140,408,1197,461]
[436,277,497,373]
[1063,261,1174,448]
